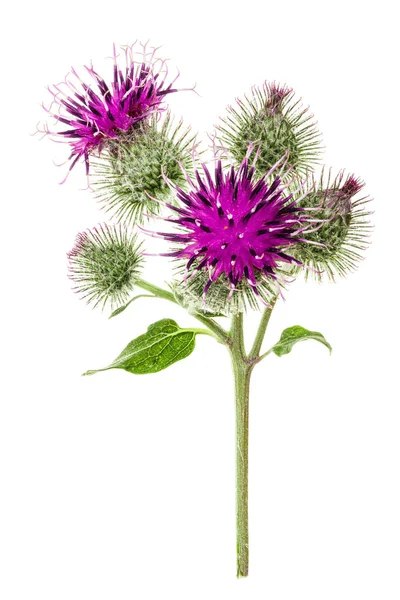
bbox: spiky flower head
[293,170,372,280]
[215,82,322,180]
[92,114,198,224]
[67,224,143,309]
[157,157,313,313]
[41,43,181,175]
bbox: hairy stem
[249,295,278,360]
[231,313,252,577]
[136,278,231,345]
[136,280,278,577]
[230,299,278,577]
[136,278,178,303]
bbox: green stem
[231,313,252,578]
[181,327,218,340]
[137,279,279,577]
[136,278,231,345]
[256,348,273,363]
[230,298,278,578]
[136,278,177,303]
[249,295,278,361]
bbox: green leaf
[83,319,198,376]
[108,294,155,319]
[271,325,332,357]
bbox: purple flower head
[41,43,182,176]
[157,157,312,309]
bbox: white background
[1,1,399,598]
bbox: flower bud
[92,115,198,223]
[294,170,372,280]
[67,224,143,309]
[215,82,322,179]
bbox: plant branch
[249,295,279,360]
[230,312,246,360]
[181,327,220,340]
[230,312,251,577]
[136,278,177,303]
[253,348,273,364]
[136,278,231,346]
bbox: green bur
[294,170,372,280]
[68,224,143,309]
[215,83,322,180]
[92,114,198,223]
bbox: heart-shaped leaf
[271,326,332,357]
[83,319,198,375]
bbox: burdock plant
[38,42,372,578]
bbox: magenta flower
[41,43,180,175]
[158,158,311,306]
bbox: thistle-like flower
[67,224,143,308]
[157,157,313,312]
[215,82,322,179]
[294,170,372,280]
[41,43,181,175]
[92,114,198,224]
